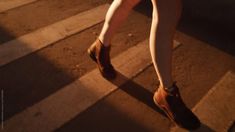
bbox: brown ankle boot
[153,83,201,130]
[87,39,116,79]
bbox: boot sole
[153,93,201,130]
[153,94,177,125]
[87,48,97,63]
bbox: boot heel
[87,49,97,62]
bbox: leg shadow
[108,71,167,117]
[191,123,215,132]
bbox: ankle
[98,37,111,47]
[161,82,177,93]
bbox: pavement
[0,0,235,132]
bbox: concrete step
[0,4,109,67]
[0,0,37,13]
[2,36,180,131]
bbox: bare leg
[150,0,182,89]
[99,0,141,46]
[151,1,201,129]
[88,0,140,79]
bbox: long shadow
[0,37,76,121]
[192,123,215,132]
[0,27,17,44]
[57,71,167,132]
[109,72,218,131]
[56,94,152,132]
[109,71,166,117]
[0,25,96,121]
[0,0,154,125]
[1,1,233,131]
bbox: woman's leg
[150,0,181,89]
[88,0,140,79]
[99,0,141,46]
[151,0,200,129]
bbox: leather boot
[87,39,116,79]
[153,83,201,130]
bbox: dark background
[134,0,235,56]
